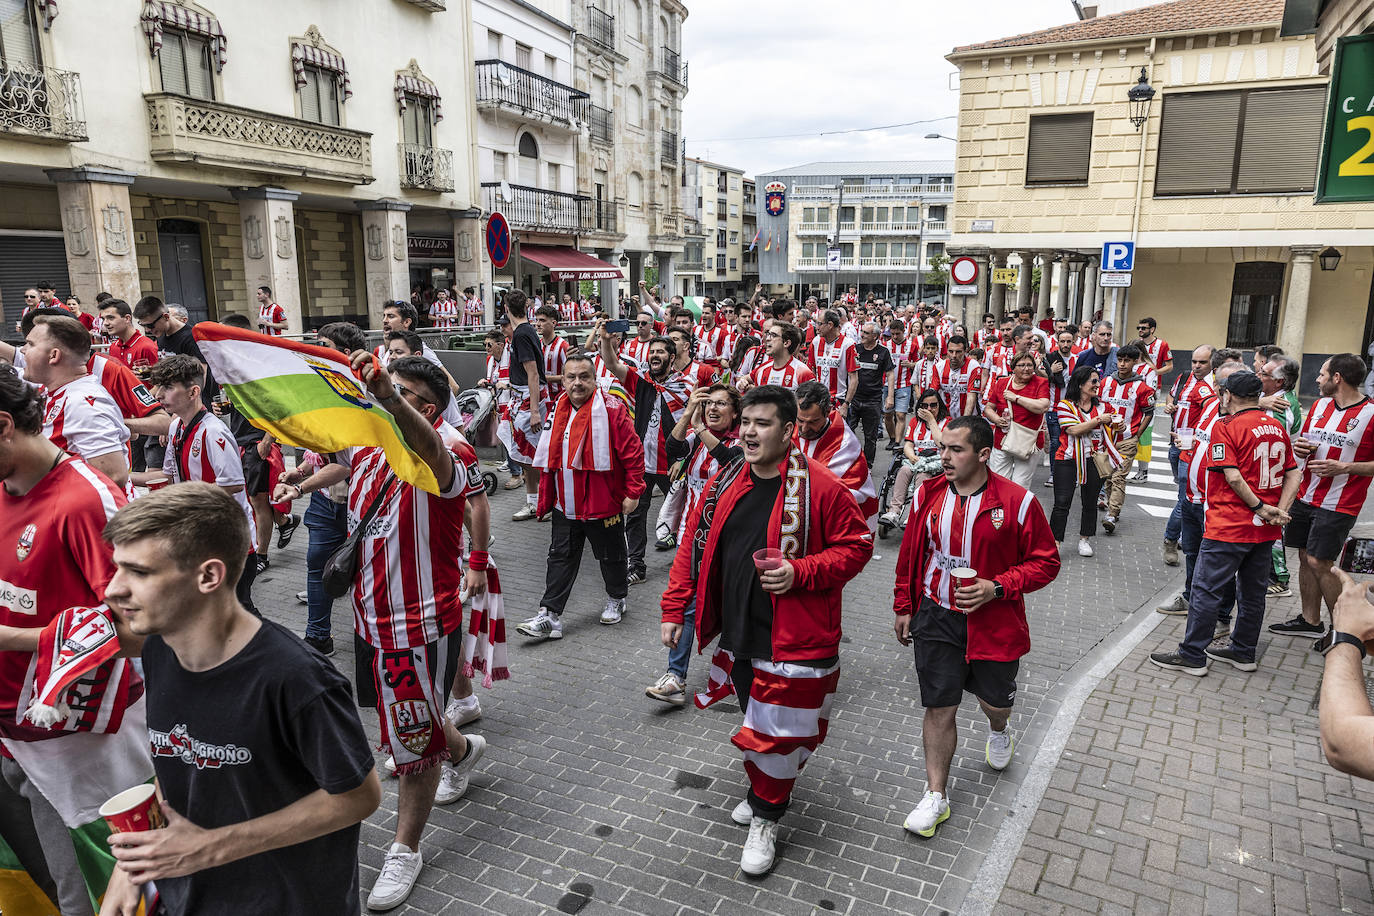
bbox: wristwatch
[993,582,1005,600]
[1321,630,1367,658]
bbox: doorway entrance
[156,219,211,324]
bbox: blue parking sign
[1101,241,1134,272]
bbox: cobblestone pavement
[251,423,1362,915]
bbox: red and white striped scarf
[22,605,137,735]
[533,390,612,472]
[461,561,509,688]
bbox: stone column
[1015,252,1034,315]
[355,200,411,329]
[1037,253,1054,322]
[1278,246,1321,360]
[1054,257,1071,321]
[230,187,302,332]
[657,251,676,303]
[987,252,1007,319]
[451,212,485,320]
[1084,257,1100,324]
[602,250,624,318]
[972,248,991,328]
[46,167,141,304]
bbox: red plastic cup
[99,784,166,835]
[146,477,171,491]
[753,548,785,572]
[951,567,979,613]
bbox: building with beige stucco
[0,0,497,332]
[945,0,1373,387]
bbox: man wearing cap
[1150,370,1300,676]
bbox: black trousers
[237,550,261,617]
[846,398,883,468]
[541,509,628,615]
[1050,458,1102,541]
[625,473,672,574]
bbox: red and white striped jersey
[43,375,130,462]
[1098,374,1156,438]
[165,410,257,551]
[919,481,986,609]
[1183,397,1221,504]
[734,345,763,383]
[750,357,815,390]
[593,354,637,391]
[696,324,731,361]
[1071,336,1091,355]
[714,329,740,363]
[680,431,738,540]
[975,327,1000,351]
[1171,374,1216,436]
[87,353,159,420]
[929,359,983,418]
[541,335,569,401]
[428,298,457,329]
[904,414,947,453]
[1140,337,1171,370]
[342,421,485,650]
[1297,397,1374,515]
[809,335,860,401]
[620,336,654,365]
[681,360,719,390]
[258,301,286,336]
[911,357,944,393]
[559,299,579,323]
[887,337,920,389]
[983,344,1014,381]
[464,297,485,326]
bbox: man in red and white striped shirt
[795,381,879,531]
[885,320,920,441]
[1162,346,1216,566]
[696,301,733,362]
[974,313,1000,352]
[809,309,860,415]
[1271,354,1374,639]
[535,306,568,408]
[743,322,813,391]
[929,336,982,420]
[428,289,459,330]
[255,286,287,336]
[1097,344,1157,532]
[1136,316,1173,376]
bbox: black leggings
[1050,458,1102,541]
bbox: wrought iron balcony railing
[657,46,688,87]
[483,182,592,233]
[475,60,587,128]
[0,61,86,141]
[399,143,454,192]
[587,104,612,144]
[588,198,619,234]
[660,129,678,164]
[587,5,615,49]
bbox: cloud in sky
[681,0,1075,177]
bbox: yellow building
[945,0,1373,382]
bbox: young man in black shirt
[848,321,895,467]
[99,483,379,916]
[503,291,548,521]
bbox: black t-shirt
[158,324,218,405]
[508,322,546,389]
[853,343,895,401]
[142,621,374,916]
[718,470,782,660]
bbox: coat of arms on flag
[764,181,786,216]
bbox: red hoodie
[893,472,1060,662]
[661,451,872,662]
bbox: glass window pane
[877,207,888,222]
[862,207,874,221]
[300,70,321,122]
[803,207,814,221]
[817,207,829,222]
[186,35,213,100]
[861,242,873,258]
[906,243,919,258]
[160,32,188,95]
[0,0,40,66]
[875,243,887,258]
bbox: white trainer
[740,817,779,875]
[382,755,396,778]
[986,728,1015,771]
[434,763,468,805]
[1078,538,1094,557]
[731,799,753,826]
[645,672,686,706]
[600,597,625,625]
[516,610,562,640]
[903,790,950,837]
[367,842,423,911]
[446,695,482,727]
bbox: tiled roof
[951,0,1286,53]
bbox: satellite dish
[499,180,512,202]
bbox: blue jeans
[1164,443,1185,543]
[1179,539,1271,665]
[1046,411,1062,459]
[667,600,696,679]
[304,492,349,640]
[1180,500,1233,622]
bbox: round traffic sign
[486,212,511,270]
[950,256,978,285]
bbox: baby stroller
[456,386,500,496]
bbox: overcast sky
[681,0,1075,178]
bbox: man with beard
[927,335,981,420]
[598,322,691,591]
[740,321,813,392]
[696,301,733,362]
[660,385,871,875]
[808,310,860,417]
[794,380,880,531]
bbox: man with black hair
[849,321,895,467]
[661,384,871,875]
[384,329,427,360]
[502,291,547,522]
[795,380,880,529]
[101,299,160,372]
[894,415,1060,838]
[1098,343,1156,533]
[742,321,813,391]
[373,301,422,365]
[255,286,287,336]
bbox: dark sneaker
[1204,645,1257,672]
[304,635,335,657]
[1148,650,1208,676]
[1266,583,1293,598]
[655,535,676,551]
[276,513,301,549]
[255,555,270,575]
[1268,615,1324,637]
[627,570,648,586]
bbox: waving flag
[748,229,760,252]
[764,231,773,252]
[194,323,440,493]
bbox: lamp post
[923,133,957,141]
[1127,67,1156,130]
[1319,247,1343,271]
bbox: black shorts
[1284,499,1357,562]
[241,444,272,496]
[912,598,1019,709]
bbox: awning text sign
[1317,33,1374,203]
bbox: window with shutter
[1155,92,1242,194]
[0,0,41,68]
[299,65,340,126]
[158,28,214,100]
[1025,112,1093,185]
[1235,87,1325,193]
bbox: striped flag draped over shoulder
[193,323,440,494]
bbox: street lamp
[1319,247,1343,271]
[924,133,956,141]
[1127,67,1156,130]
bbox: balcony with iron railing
[474,60,588,130]
[145,92,371,184]
[398,143,454,192]
[660,130,678,164]
[587,198,619,234]
[482,182,591,233]
[587,104,612,144]
[1,61,87,142]
[587,5,615,49]
[655,46,688,87]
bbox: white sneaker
[451,733,487,781]
[740,817,779,875]
[434,763,468,805]
[731,798,753,826]
[986,728,1015,771]
[382,755,397,777]
[512,504,537,521]
[446,695,482,727]
[645,672,686,706]
[296,590,308,604]
[880,510,900,526]
[904,790,950,837]
[367,842,423,911]
[1078,538,1094,557]
[516,610,562,640]
[600,597,625,625]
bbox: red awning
[519,245,624,281]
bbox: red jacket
[536,395,645,520]
[893,472,1060,661]
[661,452,873,662]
